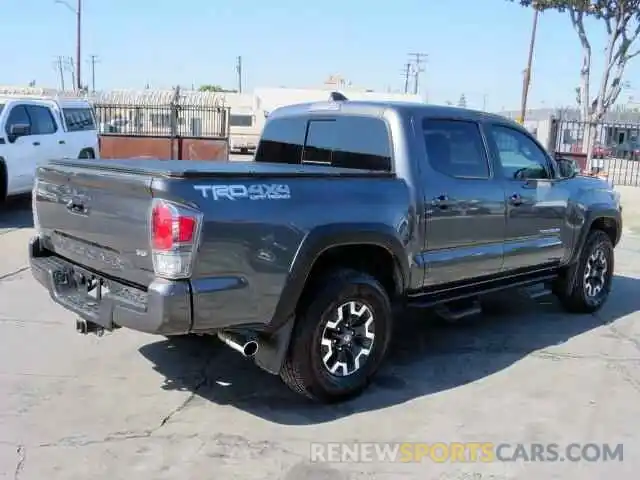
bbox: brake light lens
[150,199,202,279]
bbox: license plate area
[53,266,110,306]
[74,270,110,305]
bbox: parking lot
[1,197,640,479]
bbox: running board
[408,271,558,309]
[524,285,553,299]
[434,300,482,322]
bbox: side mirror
[556,158,578,179]
[7,123,30,143]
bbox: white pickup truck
[0,95,100,202]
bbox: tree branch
[570,9,592,119]
[603,59,626,110]
[570,9,591,50]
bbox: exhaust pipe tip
[243,340,259,357]
[217,331,259,357]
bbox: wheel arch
[78,148,95,159]
[253,223,409,375]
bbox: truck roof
[0,95,91,109]
[268,99,515,126]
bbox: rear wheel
[554,229,614,313]
[0,161,6,204]
[280,269,393,403]
[78,149,95,159]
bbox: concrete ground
[617,185,640,235]
[1,197,640,479]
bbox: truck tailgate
[34,163,155,287]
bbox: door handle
[432,194,451,209]
[58,140,65,145]
[66,199,88,215]
[33,141,40,146]
[509,193,523,206]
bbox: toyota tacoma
[29,97,622,403]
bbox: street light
[54,0,82,91]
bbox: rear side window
[422,119,490,179]
[63,107,96,132]
[255,116,306,164]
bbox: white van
[228,111,267,155]
[0,95,100,202]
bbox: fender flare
[254,223,409,375]
[563,205,621,297]
[570,205,621,265]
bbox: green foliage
[198,84,238,93]
[511,0,640,17]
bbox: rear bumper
[29,236,192,335]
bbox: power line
[408,52,427,95]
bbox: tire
[280,269,393,403]
[555,229,614,314]
[0,161,6,204]
[79,149,95,159]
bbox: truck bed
[46,158,395,179]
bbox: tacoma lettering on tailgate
[193,184,291,201]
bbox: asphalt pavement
[1,196,640,479]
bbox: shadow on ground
[139,274,640,425]
[0,195,33,230]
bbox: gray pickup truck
[29,98,622,403]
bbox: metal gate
[550,118,640,186]
[91,87,231,161]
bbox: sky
[3,0,640,112]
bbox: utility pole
[518,7,539,124]
[408,52,427,95]
[54,0,83,90]
[76,0,82,90]
[88,54,100,92]
[55,56,66,90]
[63,56,76,91]
[400,62,412,94]
[236,56,243,93]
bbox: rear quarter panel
[151,174,414,332]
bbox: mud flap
[254,316,296,375]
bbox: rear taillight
[150,198,202,279]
